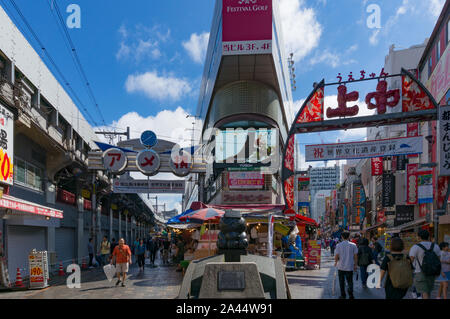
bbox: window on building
[14,158,44,192]
[447,19,450,44]
[428,57,433,77]
[437,40,441,61]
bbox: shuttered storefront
[55,227,76,264]
[7,225,46,279]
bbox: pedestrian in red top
[111,238,132,287]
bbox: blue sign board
[140,130,158,148]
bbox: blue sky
[0,0,445,211]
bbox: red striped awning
[293,214,318,227]
[0,195,63,219]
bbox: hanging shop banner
[371,157,383,176]
[394,205,415,227]
[382,173,395,207]
[396,155,407,171]
[274,223,290,236]
[306,240,321,266]
[406,164,419,205]
[419,203,428,218]
[228,171,264,189]
[437,176,450,208]
[0,104,14,186]
[407,123,419,158]
[112,179,185,194]
[222,0,272,55]
[439,105,450,176]
[417,170,433,204]
[0,196,63,218]
[427,43,450,103]
[305,136,422,162]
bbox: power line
[49,0,107,127]
[5,0,99,127]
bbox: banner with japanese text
[306,240,321,266]
[305,136,422,162]
[406,164,419,205]
[371,157,383,176]
[439,105,450,176]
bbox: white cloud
[309,48,357,68]
[182,32,210,64]
[125,71,192,101]
[429,0,445,17]
[369,29,380,46]
[279,0,322,61]
[116,24,170,62]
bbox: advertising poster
[306,240,321,266]
[228,171,264,189]
[394,205,415,227]
[371,157,383,176]
[222,0,272,55]
[0,104,13,186]
[417,170,433,204]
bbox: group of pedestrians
[333,229,449,299]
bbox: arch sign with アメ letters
[281,68,440,212]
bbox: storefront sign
[419,203,428,218]
[28,251,48,289]
[222,0,272,55]
[371,157,383,176]
[427,44,450,103]
[406,164,419,205]
[418,170,433,204]
[396,155,407,171]
[394,205,414,227]
[136,150,160,176]
[382,173,395,207]
[0,196,63,218]
[0,104,13,186]
[102,148,128,174]
[274,223,290,236]
[305,136,422,162]
[222,190,272,204]
[439,105,450,176]
[298,177,310,190]
[228,171,264,189]
[306,240,321,266]
[113,179,185,194]
[377,210,386,224]
[81,189,91,199]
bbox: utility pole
[95,127,130,144]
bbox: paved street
[0,250,443,299]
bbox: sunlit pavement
[286,249,442,299]
[0,251,443,299]
[0,257,183,299]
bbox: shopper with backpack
[377,237,413,299]
[409,230,442,299]
[357,238,374,288]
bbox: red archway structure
[281,68,440,216]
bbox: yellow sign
[274,223,290,236]
[81,189,91,199]
[111,204,118,210]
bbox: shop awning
[208,204,285,212]
[166,223,200,230]
[362,222,386,232]
[0,195,63,219]
[386,218,427,234]
[293,214,318,227]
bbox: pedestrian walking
[132,237,139,264]
[111,238,132,287]
[357,238,374,288]
[148,237,159,266]
[409,229,442,299]
[377,237,413,299]
[99,236,110,267]
[437,242,450,299]
[334,231,358,299]
[162,239,171,265]
[88,238,94,268]
[110,238,118,261]
[330,238,337,257]
[136,239,146,272]
[371,236,383,266]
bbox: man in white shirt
[409,229,441,299]
[335,231,358,299]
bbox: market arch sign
[281,68,440,211]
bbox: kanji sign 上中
[136,149,160,176]
[305,136,422,162]
[439,105,450,176]
[102,148,127,174]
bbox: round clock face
[140,131,158,148]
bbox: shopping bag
[103,264,116,282]
[92,256,99,267]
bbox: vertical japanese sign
[0,104,13,186]
[222,0,272,55]
[439,105,450,176]
[407,123,419,158]
[371,157,383,176]
[396,155,407,171]
[406,164,419,205]
[382,173,395,207]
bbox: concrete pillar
[96,205,102,255]
[125,216,128,244]
[6,60,15,84]
[109,208,113,242]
